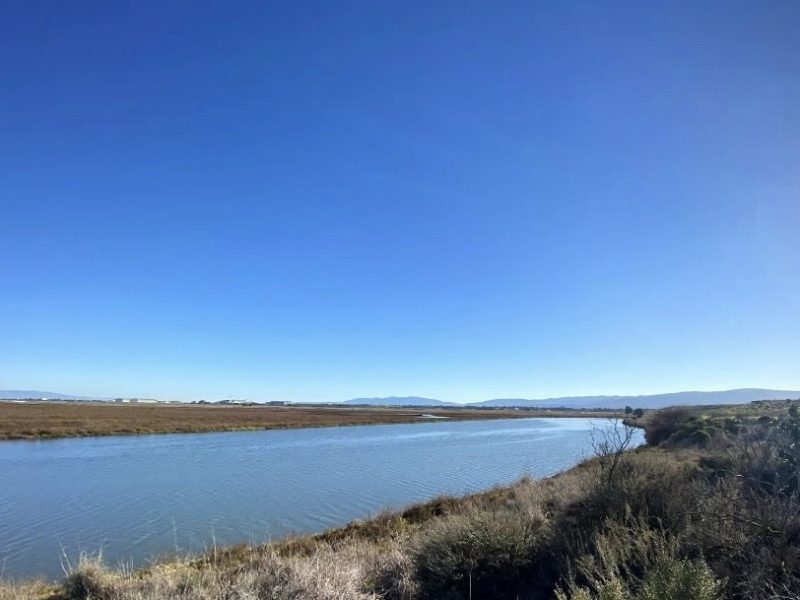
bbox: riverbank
[2,401,798,600]
[0,402,622,440]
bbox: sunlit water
[0,417,643,579]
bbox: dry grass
[7,546,384,600]
[0,581,52,600]
[0,402,616,440]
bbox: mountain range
[343,396,457,407]
[344,389,800,410]
[2,388,798,409]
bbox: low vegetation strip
[2,400,798,600]
[0,402,617,440]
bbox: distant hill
[6,388,799,409]
[474,389,800,410]
[344,396,457,407]
[0,390,92,400]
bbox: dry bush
[60,555,121,600]
[364,544,417,600]
[565,518,680,594]
[643,408,692,446]
[675,408,800,600]
[635,558,721,600]
[556,520,723,600]
[558,450,699,547]
[254,545,377,600]
[411,507,548,599]
[557,553,722,600]
[689,470,800,599]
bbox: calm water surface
[0,417,642,579]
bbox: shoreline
[0,418,635,585]
[0,401,624,441]
[1,426,622,587]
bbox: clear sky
[1,1,799,402]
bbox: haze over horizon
[2,387,800,410]
[2,1,799,403]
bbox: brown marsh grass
[0,402,615,440]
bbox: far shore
[0,401,625,441]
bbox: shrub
[366,545,418,600]
[690,470,800,598]
[721,418,738,433]
[637,558,722,600]
[688,428,712,446]
[556,556,722,600]
[60,556,116,600]
[412,509,545,599]
[559,450,698,544]
[564,518,679,594]
[556,578,627,600]
[257,544,378,600]
[643,408,691,446]
[775,404,800,495]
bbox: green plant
[643,408,691,446]
[412,509,544,599]
[556,557,722,600]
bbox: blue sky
[2,1,799,402]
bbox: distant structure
[112,398,159,404]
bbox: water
[0,417,642,579]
